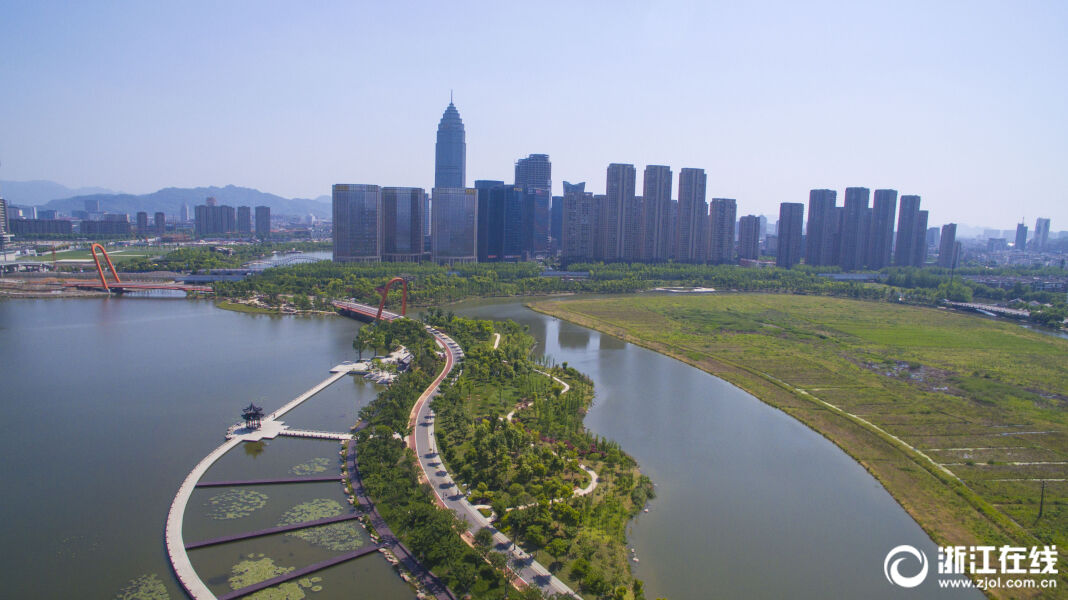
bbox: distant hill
[0,180,118,205]
[40,185,331,218]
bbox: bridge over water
[60,243,214,294]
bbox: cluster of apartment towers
[332,101,945,270]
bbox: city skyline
[1,2,1067,228]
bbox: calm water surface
[0,297,409,599]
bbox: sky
[1,1,1066,229]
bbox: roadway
[331,301,579,596]
[412,327,579,599]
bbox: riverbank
[529,294,1067,598]
[425,312,653,599]
[0,278,108,297]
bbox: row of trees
[221,258,1061,315]
[121,241,330,272]
[212,255,1067,331]
[428,315,652,599]
[350,319,539,599]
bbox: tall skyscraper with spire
[435,97,466,189]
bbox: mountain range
[1,180,117,205]
[1,181,331,218]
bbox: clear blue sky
[1,1,1066,229]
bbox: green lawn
[531,293,1068,598]
[19,247,164,262]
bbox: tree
[353,328,369,360]
[545,537,569,558]
[474,526,494,554]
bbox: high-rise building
[525,186,552,258]
[591,194,607,260]
[237,206,252,234]
[827,206,844,265]
[332,184,382,263]
[497,185,525,261]
[37,209,57,220]
[81,220,131,236]
[423,193,431,238]
[136,211,149,232]
[475,180,505,262]
[194,203,236,236]
[181,203,190,222]
[667,199,677,260]
[708,198,737,265]
[435,101,466,189]
[431,187,477,264]
[154,212,166,235]
[550,195,563,254]
[382,187,425,262]
[776,202,804,268]
[515,154,551,192]
[738,215,761,261]
[868,189,897,269]
[838,187,870,271]
[84,198,101,213]
[805,189,837,266]
[561,181,597,265]
[206,196,218,207]
[10,219,73,235]
[676,168,708,263]
[255,206,270,239]
[894,195,922,267]
[1014,223,1028,251]
[0,197,7,244]
[602,163,638,261]
[641,165,672,261]
[1034,218,1051,251]
[927,226,940,249]
[913,210,929,266]
[938,223,958,268]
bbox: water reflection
[556,322,591,350]
[596,331,626,350]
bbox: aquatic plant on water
[228,554,322,599]
[277,498,365,551]
[290,457,331,476]
[205,488,269,520]
[114,573,169,600]
[244,441,267,458]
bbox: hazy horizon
[1,1,1065,230]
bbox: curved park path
[409,327,579,599]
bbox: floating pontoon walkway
[185,513,360,549]
[216,545,382,600]
[194,475,341,488]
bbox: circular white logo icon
[884,545,929,588]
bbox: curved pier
[165,367,355,600]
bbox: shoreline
[526,296,1065,599]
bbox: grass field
[17,247,163,263]
[530,293,1067,598]
[215,300,277,315]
